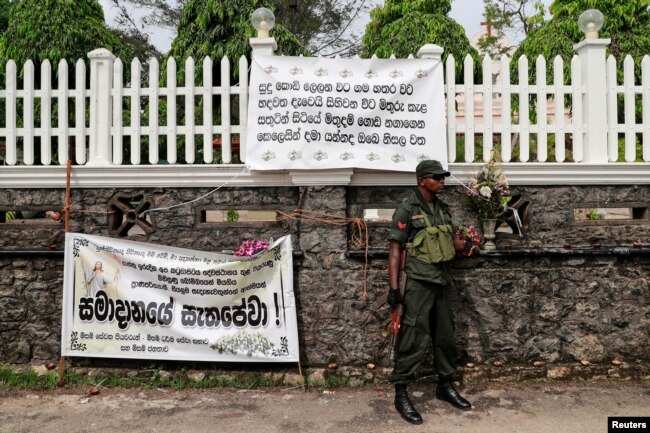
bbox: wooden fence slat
[624,55,636,162]
[500,55,512,163]
[148,58,159,164]
[130,58,142,165]
[166,57,177,164]
[446,55,456,163]
[607,55,619,161]
[57,60,69,165]
[202,56,213,163]
[113,58,124,165]
[641,55,650,162]
[238,55,249,162]
[518,55,530,162]
[6,60,17,165]
[185,57,196,164]
[24,60,35,165]
[553,56,565,162]
[482,54,493,162]
[536,55,548,162]
[220,56,232,164]
[464,54,475,162]
[75,59,86,164]
[41,60,52,165]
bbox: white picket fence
[448,51,650,164]
[1,49,249,167]
[1,39,650,187]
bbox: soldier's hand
[387,287,403,308]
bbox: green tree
[513,0,650,82]
[0,0,129,74]
[0,0,18,36]
[111,0,367,56]
[168,0,309,79]
[362,0,478,79]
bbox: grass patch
[0,366,59,390]
[0,364,287,390]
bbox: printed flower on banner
[415,69,428,78]
[289,66,303,75]
[314,67,328,77]
[272,336,290,357]
[340,152,354,160]
[339,69,353,78]
[235,239,270,257]
[417,154,431,162]
[262,151,276,161]
[391,153,406,163]
[314,150,328,161]
[389,69,403,79]
[454,225,482,257]
[366,153,380,161]
[264,65,278,74]
[287,150,302,161]
[365,69,378,79]
[210,330,274,357]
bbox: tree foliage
[109,0,163,61]
[0,0,129,73]
[0,0,17,36]
[273,0,369,55]
[513,0,650,83]
[478,0,546,58]
[168,0,309,80]
[362,0,478,79]
[112,0,367,56]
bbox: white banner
[247,56,447,171]
[61,234,299,362]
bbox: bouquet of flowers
[466,160,511,220]
[235,239,270,257]
[454,225,482,257]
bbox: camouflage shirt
[389,189,454,285]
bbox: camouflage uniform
[388,189,458,384]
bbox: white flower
[479,186,492,198]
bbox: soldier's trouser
[389,278,457,384]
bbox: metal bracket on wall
[107,192,155,237]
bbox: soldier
[387,160,471,425]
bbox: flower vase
[481,219,498,250]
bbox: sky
[98,0,554,54]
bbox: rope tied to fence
[276,209,370,299]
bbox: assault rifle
[389,249,407,360]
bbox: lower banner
[61,233,299,362]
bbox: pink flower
[235,239,270,257]
[454,225,482,257]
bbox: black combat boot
[394,384,423,425]
[436,376,471,411]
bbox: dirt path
[1,381,648,433]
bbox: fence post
[87,48,115,166]
[573,38,611,163]
[249,36,277,58]
[417,44,444,62]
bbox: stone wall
[1,185,648,369]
